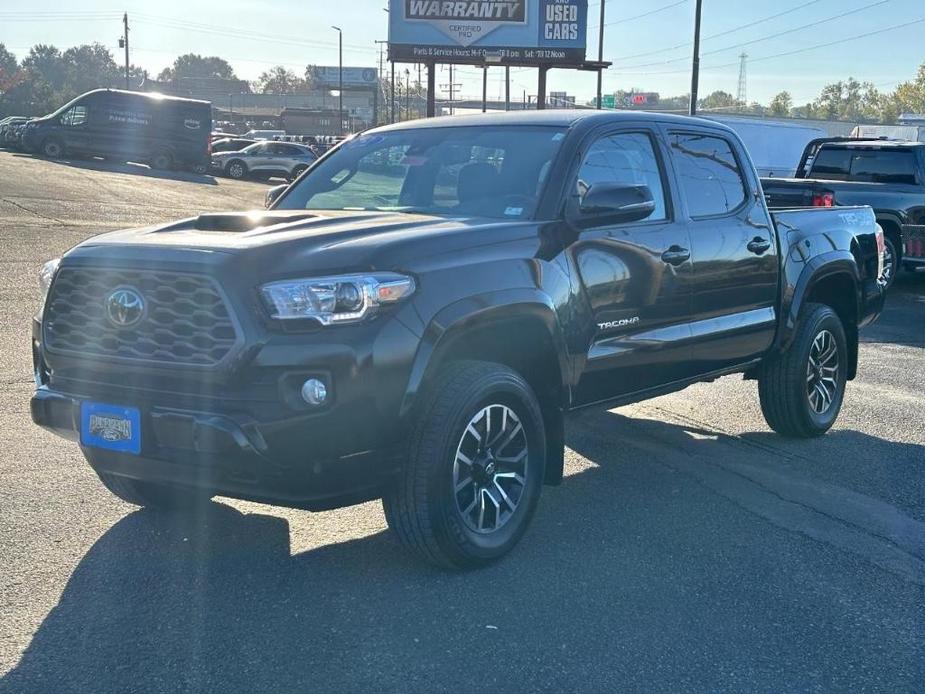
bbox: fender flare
[779,251,861,377]
[400,289,571,486]
[400,288,570,419]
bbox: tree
[0,44,17,86]
[304,64,324,90]
[158,54,237,82]
[256,66,303,94]
[768,91,792,117]
[61,43,121,94]
[699,90,739,112]
[891,62,925,116]
[21,44,66,91]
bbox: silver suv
[212,141,317,181]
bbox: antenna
[736,52,747,105]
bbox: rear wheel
[96,471,211,512]
[150,150,173,170]
[758,303,847,438]
[41,137,64,159]
[383,361,546,569]
[226,159,247,179]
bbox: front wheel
[41,137,64,159]
[881,235,898,289]
[758,303,847,438]
[383,361,546,569]
[96,471,212,512]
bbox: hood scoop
[157,212,319,234]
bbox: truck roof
[820,140,924,149]
[374,109,733,133]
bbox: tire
[226,159,247,180]
[41,137,64,159]
[383,360,546,569]
[758,303,848,438]
[290,164,308,181]
[881,235,898,289]
[150,150,173,170]
[96,471,211,512]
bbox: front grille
[44,267,239,366]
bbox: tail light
[811,192,835,207]
[207,137,212,156]
[875,225,885,280]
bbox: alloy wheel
[881,240,895,285]
[806,329,839,415]
[452,403,529,534]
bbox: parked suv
[211,141,317,180]
[32,112,885,568]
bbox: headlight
[38,258,60,315]
[260,272,415,325]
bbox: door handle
[661,245,690,266]
[747,237,772,254]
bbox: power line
[611,14,925,77]
[611,0,826,62]
[614,0,891,70]
[587,0,687,29]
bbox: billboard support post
[505,67,510,111]
[426,63,435,117]
[537,67,548,110]
[482,67,488,113]
[390,61,395,124]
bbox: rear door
[665,128,779,373]
[568,126,697,404]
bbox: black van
[21,89,212,172]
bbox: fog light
[300,378,327,406]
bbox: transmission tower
[736,52,748,105]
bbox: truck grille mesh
[43,267,238,366]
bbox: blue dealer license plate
[80,402,141,455]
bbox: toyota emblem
[105,287,145,328]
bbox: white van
[703,116,827,178]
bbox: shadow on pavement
[2,413,923,693]
[10,152,219,186]
[864,269,925,347]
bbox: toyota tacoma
[32,112,886,568]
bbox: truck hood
[73,209,539,274]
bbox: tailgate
[903,224,925,260]
[760,178,827,208]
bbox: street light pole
[596,0,605,108]
[332,26,344,133]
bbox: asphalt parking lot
[0,149,922,692]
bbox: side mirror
[265,184,288,209]
[576,183,656,226]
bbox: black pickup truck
[31,112,885,568]
[761,139,925,287]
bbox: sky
[2,0,924,106]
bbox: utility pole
[374,40,388,126]
[596,0,605,108]
[390,62,396,123]
[332,26,344,134]
[690,0,703,116]
[121,13,130,89]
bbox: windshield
[276,125,567,219]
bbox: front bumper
[31,386,394,510]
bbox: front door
[665,130,779,374]
[568,128,696,405]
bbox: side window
[670,133,747,217]
[576,132,667,221]
[60,105,88,127]
[810,148,852,180]
[849,150,917,184]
